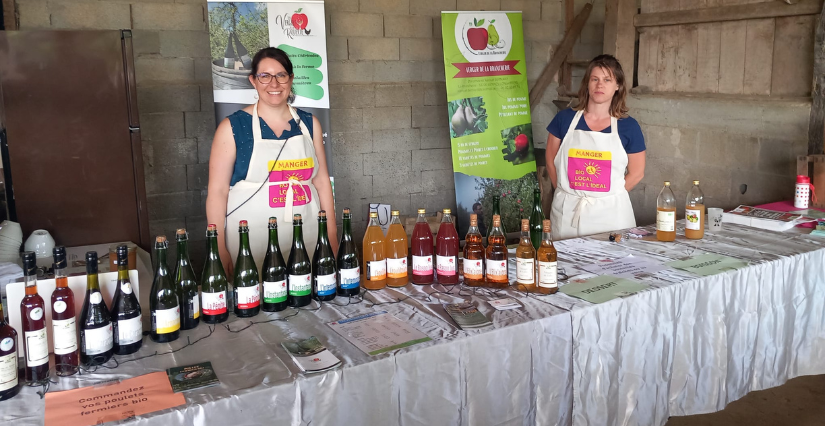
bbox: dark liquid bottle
[175,229,200,330]
[20,251,49,383]
[312,211,337,302]
[201,224,229,324]
[529,187,544,250]
[233,220,261,317]
[0,289,21,401]
[262,217,288,312]
[150,236,180,343]
[51,246,78,376]
[336,208,361,297]
[111,245,143,355]
[79,251,113,365]
[489,195,507,241]
[287,214,312,307]
[410,208,434,285]
[436,209,459,285]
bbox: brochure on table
[560,275,649,304]
[666,253,748,277]
[328,311,431,356]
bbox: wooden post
[1,0,16,30]
[809,1,825,155]
[604,0,637,88]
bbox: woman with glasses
[206,47,337,275]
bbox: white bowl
[24,229,55,259]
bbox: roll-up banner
[441,11,538,237]
[207,0,333,177]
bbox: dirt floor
[664,375,825,426]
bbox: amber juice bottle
[362,212,387,290]
[515,219,537,292]
[657,181,677,242]
[485,215,509,288]
[462,214,484,287]
[536,220,558,294]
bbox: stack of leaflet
[281,337,342,373]
[723,205,817,231]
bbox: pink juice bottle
[436,209,459,285]
[410,209,434,285]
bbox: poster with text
[207,0,333,175]
[442,12,537,237]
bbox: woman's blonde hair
[575,54,629,118]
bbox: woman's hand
[206,118,237,278]
[310,116,339,256]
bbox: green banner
[441,12,537,236]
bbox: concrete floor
[664,375,825,426]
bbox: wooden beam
[809,0,825,155]
[634,0,820,27]
[2,0,16,30]
[529,3,592,110]
[603,0,637,89]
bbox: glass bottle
[489,195,507,239]
[174,229,200,330]
[201,224,229,323]
[537,220,559,294]
[529,188,544,250]
[515,219,537,291]
[51,246,78,376]
[262,217,288,312]
[436,209,459,285]
[0,299,20,401]
[462,213,485,287]
[111,245,143,355]
[485,215,509,288]
[20,252,49,383]
[149,236,180,343]
[362,212,387,290]
[685,180,705,240]
[312,211,337,302]
[233,220,260,317]
[79,251,113,365]
[410,208,434,285]
[657,181,677,242]
[336,208,361,297]
[287,214,312,307]
[385,210,409,287]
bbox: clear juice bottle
[462,214,485,287]
[435,209,459,285]
[362,212,387,290]
[685,180,705,240]
[385,210,409,287]
[410,209,434,285]
[657,181,677,242]
[536,219,558,294]
[485,215,509,288]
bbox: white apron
[551,110,636,239]
[226,103,321,267]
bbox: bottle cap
[470,214,478,226]
[521,219,529,231]
[369,212,378,218]
[319,210,327,219]
[268,217,277,228]
[693,180,700,185]
[391,210,400,216]
[22,251,36,276]
[53,246,67,269]
[156,235,167,244]
[664,181,671,186]
[176,228,188,241]
[294,214,302,222]
[86,251,98,275]
[417,208,426,214]
[542,219,551,232]
[443,208,451,215]
[207,224,217,235]
[534,187,541,193]
[117,244,128,262]
[239,220,248,227]
[343,208,351,215]
[797,175,811,184]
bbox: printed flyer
[441,12,538,236]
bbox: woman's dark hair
[250,47,293,76]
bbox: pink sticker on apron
[567,148,612,193]
[269,184,312,208]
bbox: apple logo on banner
[455,13,512,63]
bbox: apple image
[515,134,529,153]
[291,8,308,30]
[467,27,488,50]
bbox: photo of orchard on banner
[441,11,538,237]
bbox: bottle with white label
[262,217,288,312]
[312,211,337,301]
[20,252,49,383]
[174,229,200,330]
[436,209,459,285]
[111,245,143,355]
[201,224,229,324]
[515,219,537,291]
[233,220,261,317]
[51,246,78,376]
[462,214,485,287]
[150,236,180,343]
[385,210,409,288]
[362,212,387,290]
[288,214,313,307]
[537,220,559,294]
[0,301,20,401]
[485,215,509,289]
[685,180,705,240]
[80,251,113,365]
[410,208,434,285]
[656,181,677,242]
[337,208,361,297]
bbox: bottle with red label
[233,220,260,317]
[410,208,434,285]
[201,224,229,324]
[485,215,509,288]
[20,252,49,383]
[462,214,485,286]
[51,246,78,376]
[436,209,459,285]
[362,212,387,290]
[385,210,409,287]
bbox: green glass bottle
[233,220,260,317]
[287,214,312,307]
[79,251,113,365]
[201,224,229,324]
[262,217,288,312]
[336,208,361,297]
[312,211,337,302]
[490,195,506,239]
[174,229,200,330]
[529,187,544,250]
[149,236,180,343]
[111,245,143,355]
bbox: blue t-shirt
[227,108,314,186]
[546,108,645,154]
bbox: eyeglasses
[255,72,291,84]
